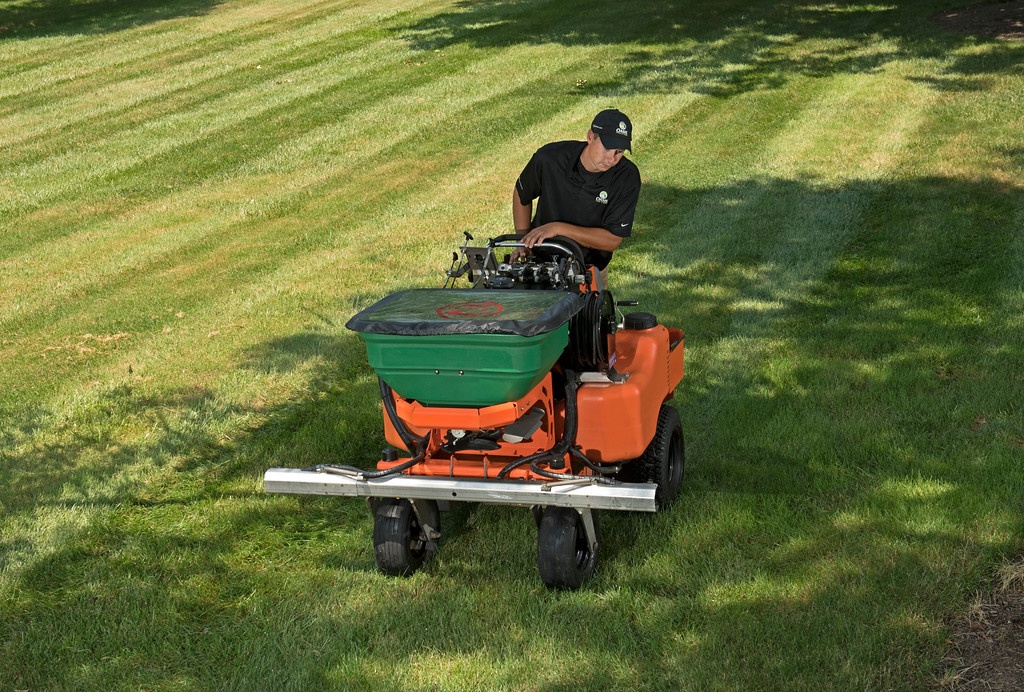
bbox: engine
[446,233,590,291]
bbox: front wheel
[536,507,599,590]
[372,498,439,576]
[639,405,685,511]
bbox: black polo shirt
[516,140,641,270]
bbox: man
[512,108,641,283]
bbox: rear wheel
[639,405,685,511]
[536,507,599,589]
[372,498,439,576]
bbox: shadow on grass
[0,0,224,38]
[2,172,1022,686]
[399,0,1023,96]
[0,331,372,513]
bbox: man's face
[583,130,625,172]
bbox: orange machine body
[378,324,684,481]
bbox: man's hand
[520,224,561,249]
[508,222,622,264]
[509,246,529,263]
[510,224,560,263]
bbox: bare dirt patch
[931,1,1024,40]
[937,561,1024,690]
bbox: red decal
[436,301,504,319]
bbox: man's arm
[512,187,533,234]
[519,221,623,252]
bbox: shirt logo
[595,190,609,205]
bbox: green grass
[2,0,1023,687]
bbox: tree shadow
[0,330,369,515]
[622,174,1020,333]
[398,0,1022,96]
[0,0,224,38]
[0,384,226,513]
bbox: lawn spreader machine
[264,233,685,589]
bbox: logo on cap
[617,121,628,135]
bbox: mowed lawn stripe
[0,17,451,216]
[617,68,906,319]
[1,30,494,255]
[0,40,593,332]
[0,42,610,415]
[651,70,938,462]
[0,0,416,100]
[0,0,445,148]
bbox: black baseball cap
[591,108,632,151]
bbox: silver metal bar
[264,468,657,512]
[541,477,598,491]
[577,508,599,552]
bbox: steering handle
[491,234,588,267]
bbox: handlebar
[490,234,588,267]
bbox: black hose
[496,449,560,479]
[498,369,578,478]
[312,450,424,479]
[570,446,622,476]
[569,292,610,371]
[527,457,616,484]
[523,373,616,484]
[496,369,613,484]
[309,429,429,479]
[379,377,421,453]
[303,378,429,479]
